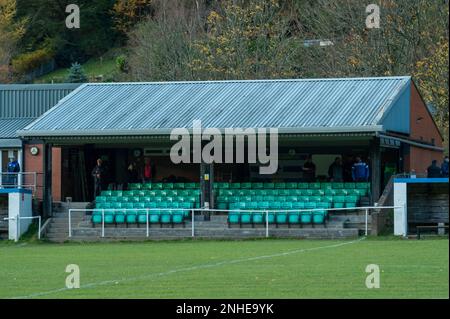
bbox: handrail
[68,205,404,239]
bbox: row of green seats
[218,200,357,210]
[216,195,360,203]
[227,211,327,226]
[128,182,200,190]
[96,201,197,209]
[215,188,367,196]
[92,210,187,225]
[101,189,201,197]
[97,196,199,203]
[215,182,370,190]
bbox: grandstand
[12,76,445,241]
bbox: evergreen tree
[66,62,88,83]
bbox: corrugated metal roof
[0,118,36,138]
[0,138,22,148]
[0,83,80,118]
[18,76,411,137]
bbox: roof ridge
[81,76,411,87]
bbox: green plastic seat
[317,202,330,209]
[134,202,145,209]
[252,212,264,224]
[356,182,370,189]
[228,211,240,224]
[96,202,111,209]
[92,211,103,224]
[336,189,349,195]
[345,202,357,208]
[333,195,345,203]
[240,211,252,224]
[111,190,123,197]
[281,202,292,211]
[264,182,274,189]
[257,201,270,210]
[231,183,241,189]
[149,210,160,223]
[174,183,185,189]
[300,212,312,224]
[310,195,321,202]
[252,182,263,189]
[301,189,313,196]
[278,189,289,196]
[320,183,333,190]
[142,183,152,190]
[104,210,115,224]
[313,211,326,224]
[101,190,112,196]
[270,201,281,210]
[266,212,276,224]
[289,189,302,196]
[286,182,298,189]
[217,203,228,210]
[145,202,157,209]
[288,212,300,224]
[312,189,325,196]
[163,183,174,189]
[292,202,305,210]
[137,211,148,224]
[171,210,184,224]
[344,182,356,189]
[305,202,317,210]
[332,182,344,189]
[122,202,133,209]
[160,211,172,224]
[275,212,288,224]
[241,182,252,189]
[297,183,308,189]
[333,202,345,208]
[153,183,163,189]
[246,202,258,209]
[115,211,126,223]
[287,195,298,202]
[275,183,286,189]
[309,182,320,189]
[111,202,122,209]
[345,195,359,203]
[96,196,107,203]
[126,211,137,224]
[325,189,337,196]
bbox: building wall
[403,84,444,174]
[410,84,443,147]
[23,144,62,201]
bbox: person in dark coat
[91,158,105,198]
[427,160,442,178]
[303,156,316,182]
[352,156,369,182]
[441,156,449,177]
[328,157,344,182]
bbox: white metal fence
[68,205,404,239]
[3,215,42,242]
[0,172,39,194]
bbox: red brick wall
[410,84,443,147]
[23,144,62,201]
[406,84,444,173]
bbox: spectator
[127,162,139,184]
[352,156,369,182]
[342,155,354,182]
[91,158,105,198]
[441,156,449,177]
[328,157,343,182]
[6,156,21,187]
[143,158,155,182]
[427,160,442,178]
[303,156,316,182]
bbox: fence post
[38,216,41,240]
[101,209,105,238]
[265,210,269,238]
[68,209,72,238]
[191,209,195,238]
[365,208,369,236]
[146,210,149,237]
[16,214,20,242]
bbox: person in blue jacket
[352,156,369,182]
[7,156,21,187]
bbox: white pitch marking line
[11,238,365,299]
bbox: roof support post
[43,143,53,218]
[370,138,381,204]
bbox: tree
[0,0,27,83]
[66,62,88,83]
[112,0,155,35]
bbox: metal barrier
[68,205,404,239]
[3,215,42,242]
[0,172,40,195]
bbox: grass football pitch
[0,238,448,299]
